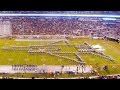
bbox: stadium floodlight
[102,18,117,20]
[0,14,120,18]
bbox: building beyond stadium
[0,21,12,36]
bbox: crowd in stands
[0,11,120,40]
[8,17,120,39]
[0,13,120,40]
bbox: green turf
[0,38,78,65]
[1,37,120,76]
[79,54,115,65]
[53,53,77,60]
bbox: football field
[0,37,120,76]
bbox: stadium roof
[0,11,120,15]
[0,14,120,18]
[0,11,120,21]
[0,11,120,18]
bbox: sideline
[0,65,93,74]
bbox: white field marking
[94,52,109,64]
[16,51,23,65]
[7,48,15,65]
[101,43,120,62]
[7,58,13,65]
[34,53,37,65]
[43,58,46,61]
[1,38,11,65]
[94,54,105,64]
[0,50,6,64]
[58,57,62,65]
[41,55,46,65]
[8,59,13,61]
[89,59,95,61]
[9,40,21,65]
[25,59,29,61]
[15,39,67,42]
[88,52,103,63]
[105,43,120,55]
[25,54,29,64]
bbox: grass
[59,45,77,52]
[1,37,120,77]
[0,38,78,65]
[0,73,94,78]
[53,53,77,60]
[79,54,115,65]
